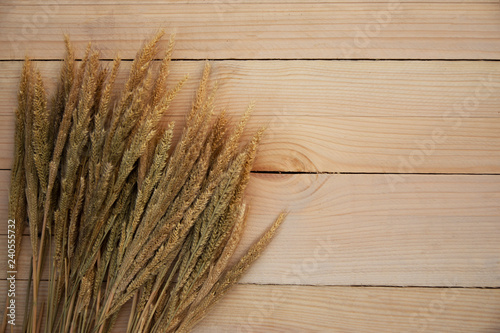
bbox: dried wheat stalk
[3,31,285,333]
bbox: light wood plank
[1,281,499,332]
[4,114,500,173]
[1,3,500,60]
[244,173,500,217]
[1,172,499,220]
[2,61,500,172]
[3,215,499,287]
[3,60,499,118]
[192,285,500,333]
[2,171,499,221]
[1,171,499,286]
[253,116,500,173]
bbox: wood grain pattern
[1,281,499,332]
[2,171,499,221]
[1,171,499,286]
[3,214,499,287]
[2,61,500,172]
[192,285,500,333]
[1,3,500,60]
[3,60,499,118]
[4,114,499,173]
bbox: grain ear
[10,32,286,333]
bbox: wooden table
[1,1,499,332]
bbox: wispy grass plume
[4,31,285,333]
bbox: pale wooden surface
[1,61,500,172]
[1,1,499,332]
[2,172,500,286]
[1,281,499,333]
[2,3,500,60]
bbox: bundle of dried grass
[4,31,285,333]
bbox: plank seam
[2,169,500,175]
[1,58,500,62]
[2,279,499,289]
